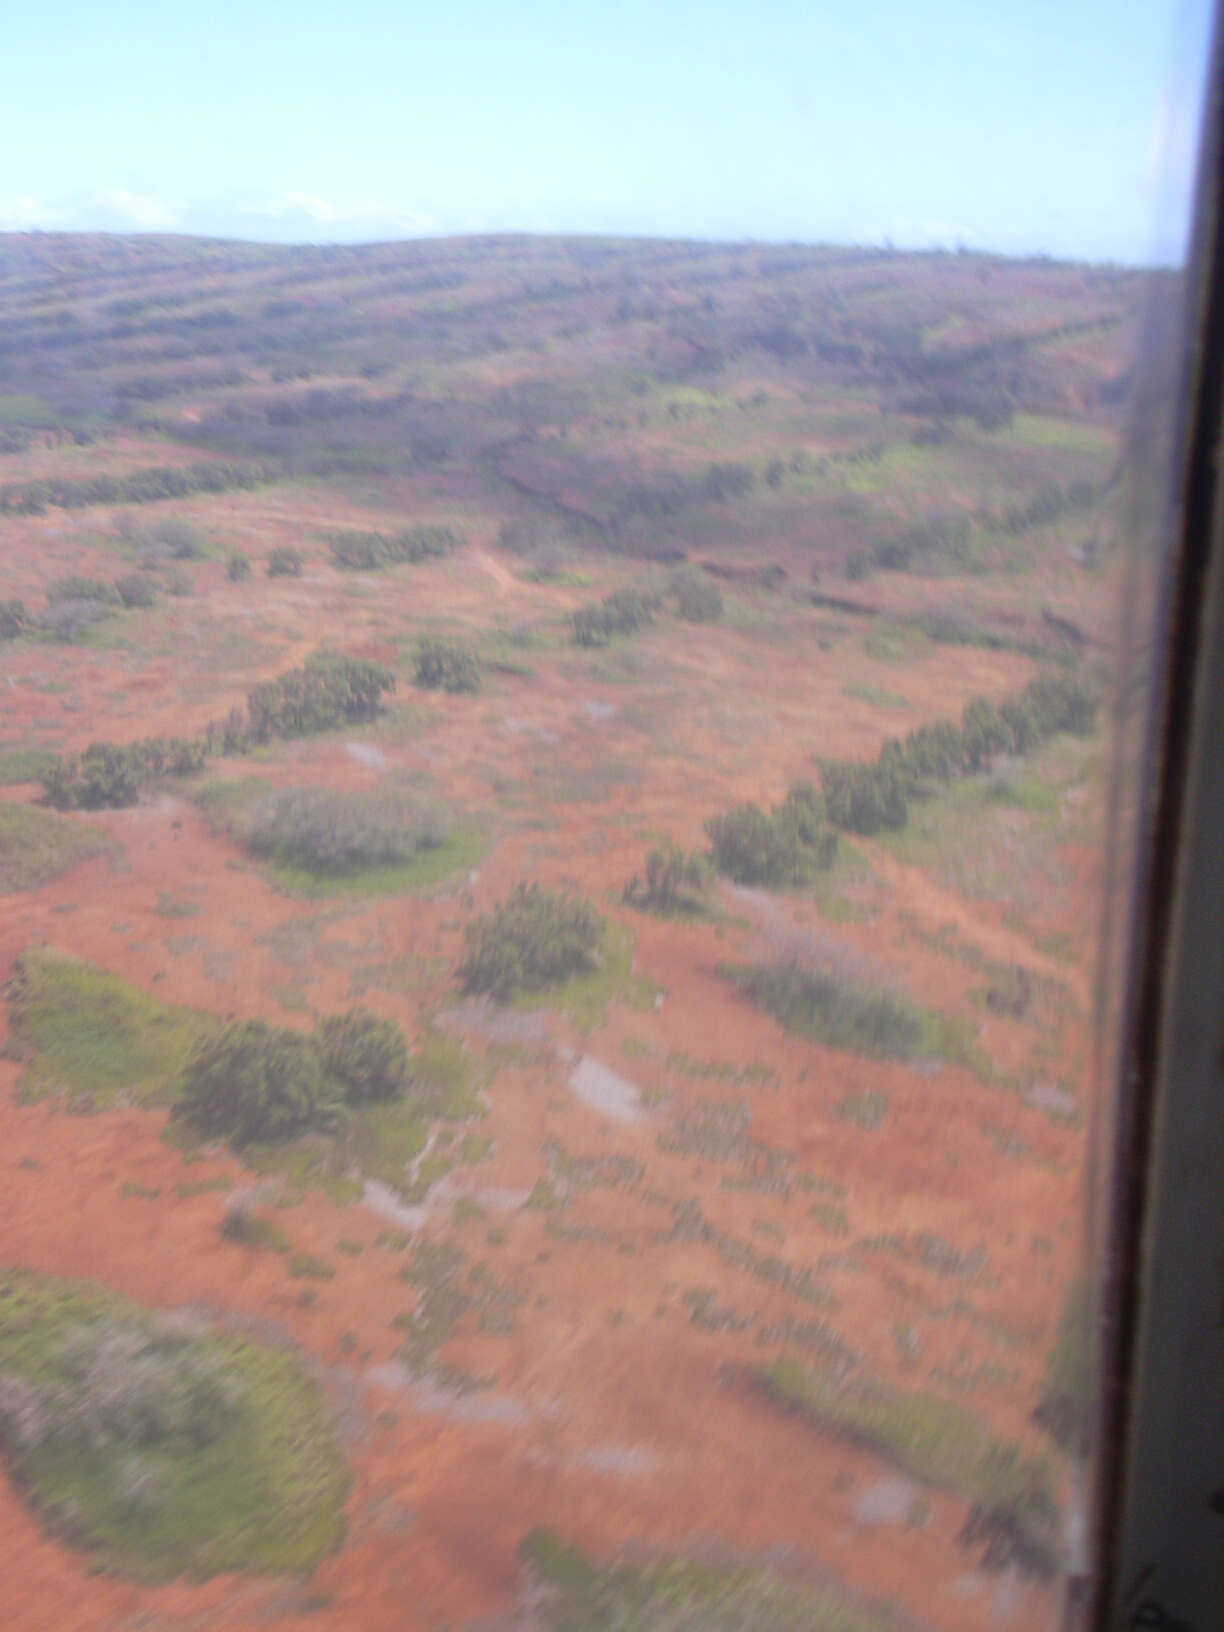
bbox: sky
[0,0,1214,264]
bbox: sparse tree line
[817,672,1097,836]
[0,458,274,515]
[39,652,395,810]
[624,672,1097,909]
[978,480,1096,537]
[571,569,723,647]
[323,523,464,571]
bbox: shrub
[624,842,713,914]
[706,783,838,887]
[246,652,395,741]
[0,599,28,638]
[164,565,193,597]
[873,515,972,574]
[460,884,604,1000]
[42,743,145,809]
[266,546,304,577]
[900,719,966,781]
[413,637,480,693]
[47,575,116,606]
[325,530,389,569]
[702,461,755,501]
[326,524,464,570]
[571,588,659,647]
[318,1008,409,1104]
[241,785,447,874]
[396,523,463,562]
[41,736,208,810]
[819,758,908,835]
[845,550,871,581]
[149,518,208,559]
[961,697,1017,770]
[1023,673,1097,737]
[176,1020,327,1147]
[115,572,158,610]
[667,566,723,623]
[41,599,111,641]
[226,552,251,582]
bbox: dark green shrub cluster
[413,637,480,693]
[667,566,723,623]
[460,884,604,1000]
[177,1004,413,1145]
[706,782,838,886]
[820,757,910,836]
[571,588,659,647]
[624,842,713,914]
[176,1021,326,1147]
[47,575,117,607]
[245,652,395,741]
[702,460,756,501]
[142,518,208,560]
[872,514,973,573]
[317,1008,409,1104]
[115,572,158,610]
[979,480,1095,536]
[325,524,464,570]
[820,673,1098,835]
[41,737,208,810]
[39,653,394,809]
[0,600,28,638]
[0,459,272,515]
[226,552,251,581]
[266,546,304,577]
[242,786,447,874]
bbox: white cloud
[91,189,179,230]
[0,195,60,229]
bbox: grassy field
[0,1268,347,1580]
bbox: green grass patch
[196,778,485,899]
[516,921,658,1031]
[836,1091,891,1128]
[0,803,113,893]
[0,1268,347,1580]
[841,682,911,711]
[808,838,879,924]
[520,1527,901,1631]
[1002,413,1115,458]
[754,1360,1060,1576]
[0,747,60,785]
[261,824,485,899]
[8,948,214,1109]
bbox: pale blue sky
[0,0,1213,262]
